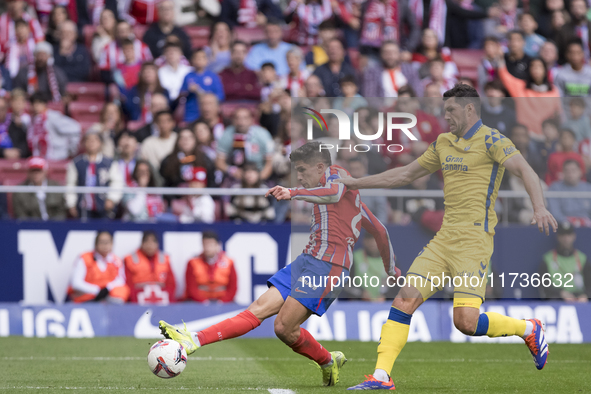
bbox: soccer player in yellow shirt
[340,84,558,390]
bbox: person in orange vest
[124,230,176,304]
[69,231,129,303]
[185,230,237,303]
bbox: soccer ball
[147,339,187,378]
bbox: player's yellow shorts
[405,227,493,309]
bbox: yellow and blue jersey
[417,119,519,234]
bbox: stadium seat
[220,102,259,121]
[47,102,65,113]
[68,101,103,123]
[450,49,483,87]
[66,83,107,102]
[234,27,266,45]
[185,26,210,48]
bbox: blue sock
[472,313,489,336]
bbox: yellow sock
[484,312,526,338]
[375,308,411,374]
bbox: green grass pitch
[0,337,589,393]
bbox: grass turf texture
[0,337,589,393]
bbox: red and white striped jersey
[98,39,153,70]
[290,165,396,274]
[0,13,44,48]
[287,0,333,46]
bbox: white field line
[0,387,275,391]
[1,356,588,363]
[268,390,296,394]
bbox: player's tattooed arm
[336,160,431,190]
[503,154,558,235]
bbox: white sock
[373,369,389,382]
[522,320,534,339]
[191,332,201,347]
[321,356,334,369]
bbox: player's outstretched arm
[336,160,431,190]
[360,201,401,278]
[503,154,558,235]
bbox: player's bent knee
[453,312,479,335]
[273,318,297,343]
[393,286,423,315]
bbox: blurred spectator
[115,132,139,186]
[333,75,368,116]
[444,0,498,49]
[537,0,565,39]
[391,173,444,231]
[121,0,159,26]
[2,18,35,79]
[481,80,516,136]
[12,157,66,220]
[14,42,67,101]
[539,222,591,301]
[216,107,274,182]
[420,57,456,95]
[91,9,116,63]
[87,102,124,159]
[180,48,225,123]
[555,0,590,64]
[519,13,546,57]
[204,21,232,73]
[66,131,123,219]
[361,40,422,98]
[284,0,332,46]
[281,47,310,97]
[546,128,586,184]
[45,5,69,46]
[504,30,532,81]
[348,157,389,223]
[510,124,546,177]
[173,166,215,223]
[506,166,548,224]
[9,88,31,129]
[349,232,393,301]
[197,93,225,142]
[412,29,458,80]
[122,159,167,222]
[0,0,44,48]
[548,160,591,225]
[303,74,325,97]
[563,97,591,141]
[478,36,501,91]
[53,20,91,82]
[313,38,356,97]
[69,231,129,303]
[259,63,285,136]
[121,62,170,122]
[245,20,295,77]
[305,20,337,68]
[194,121,217,162]
[497,56,561,138]
[539,41,560,82]
[143,0,191,59]
[132,92,170,143]
[112,39,143,91]
[27,92,80,160]
[226,162,275,223]
[124,231,176,304]
[140,110,178,173]
[219,0,282,29]
[0,96,29,159]
[554,38,591,97]
[0,64,10,94]
[99,19,153,81]
[535,118,560,168]
[160,128,215,189]
[483,0,519,43]
[219,41,261,101]
[358,0,420,57]
[158,42,192,101]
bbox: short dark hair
[231,40,248,50]
[191,47,206,57]
[290,141,332,166]
[560,128,576,138]
[142,230,158,244]
[443,84,481,116]
[154,110,173,122]
[563,159,581,169]
[164,42,182,52]
[483,36,500,44]
[261,62,276,70]
[121,38,134,47]
[507,30,525,40]
[511,123,528,133]
[570,97,586,108]
[265,18,283,27]
[95,231,113,246]
[542,118,559,130]
[339,75,357,86]
[202,230,220,242]
[518,12,535,22]
[397,85,417,97]
[14,19,28,29]
[566,37,584,51]
[30,91,49,104]
[318,20,336,30]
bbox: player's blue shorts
[267,253,349,316]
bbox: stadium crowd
[0,0,590,228]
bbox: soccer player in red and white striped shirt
[159,141,400,387]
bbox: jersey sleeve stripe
[484,162,500,232]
